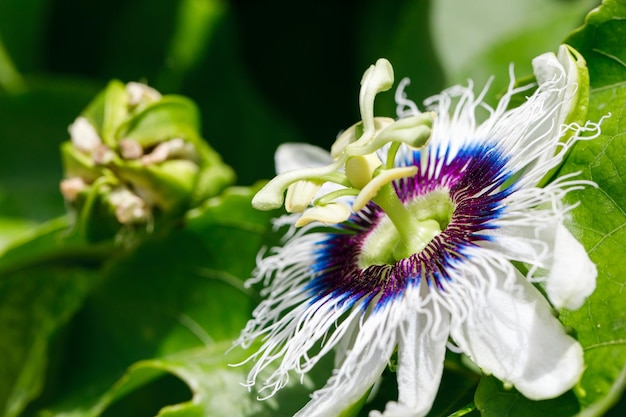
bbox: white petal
[275,143,333,174]
[481,211,560,268]
[532,48,566,91]
[294,321,396,417]
[470,46,579,188]
[450,271,584,400]
[545,223,596,310]
[481,224,551,267]
[373,308,450,417]
[294,295,413,417]
[483,219,596,311]
[532,45,578,128]
[295,352,388,417]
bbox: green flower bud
[60,80,235,242]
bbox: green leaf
[474,376,580,417]
[0,217,37,253]
[43,340,326,417]
[0,264,97,417]
[0,216,115,278]
[557,82,626,415]
[556,0,626,414]
[82,80,129,147]
[36,186,292,416]
[0,36,25,94]
[567,0,626,89]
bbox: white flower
[236,46,603,417]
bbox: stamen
[346,154,382,189]
[295,203,352,227]
[285,180,322,213]
[252,58,432,236]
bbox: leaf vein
[584,339,626,351]
[592,48,626,68]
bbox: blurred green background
[0,0,597,223]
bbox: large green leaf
[567,0,626,89]
[474,377,579,417]
[42,341,326,417]
[0,213,116,417]
[558,83,626,414]
[555,0,626,415]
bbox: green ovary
[358,189,455,268]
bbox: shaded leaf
[567,0,626,89]
[44,340,326,417]
[36,186,284,415]
[0,217,113,277]
[156,0,227,92]
[0,265,96,417]
[474,376,579,417]
[0,217,37,253]
[0,0,48,73]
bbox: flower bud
[60,80,235,241]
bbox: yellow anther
[285,180,322,213]
[345,154,382,189]
[294,203,351,227]
[352,166,418,211]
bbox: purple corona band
[310,142,513,307]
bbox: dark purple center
[308,141,514,308]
